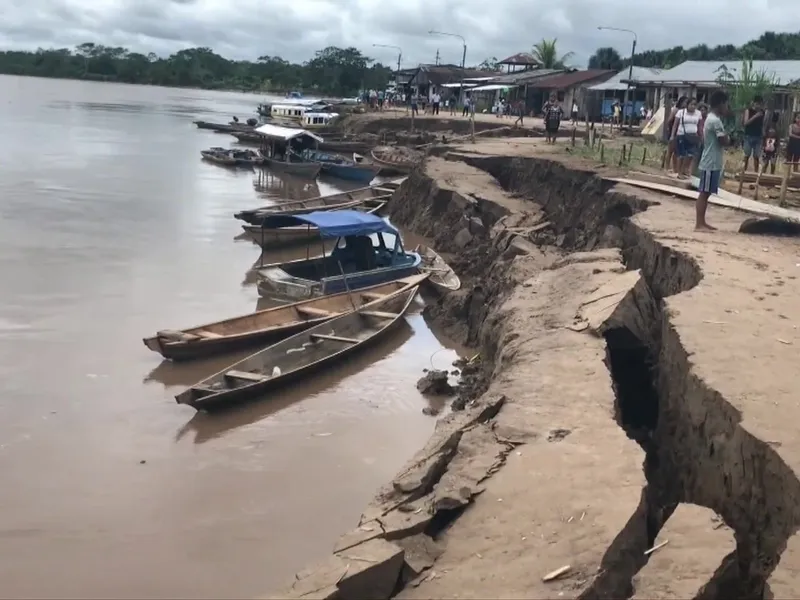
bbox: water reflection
[253,169,320,200]
[175,320,414,445]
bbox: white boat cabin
[302,112,340,128]
[270,104,307,120]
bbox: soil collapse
[264,133,800,600]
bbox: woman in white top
[670,98,702,179]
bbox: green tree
[476,57,502,71]
[588,47,623,70]
[305,47,373,96]
[531,38,574,69]
[715,59,778,137]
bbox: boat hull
[175,285,420,411]
[321,163,379,182]
[263,158,321,178]
[257,256,422,300]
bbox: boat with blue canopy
[256,210,421,299]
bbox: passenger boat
[175,284,421,411]
[143,274,427,361]
[301,149,380,183]
[234,179,403,224]
[241,201,386,249]
[255,123,324,178]
[370,146,424,175]
[415,244,461,292]
[256,210,421,299]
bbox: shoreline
[266,123,800,599]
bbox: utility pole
[435,49,440,66]
[597,26,638,129]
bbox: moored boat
[144,274,427,361]
[201,149,237,166]
[301,149,380,183]
[175,284,420,411]
[255,210,421,299]
[241,201,386,249]
[415,244,461,292]
[370,146,424,175]
[234,179,402,224]
[255,123,324,179]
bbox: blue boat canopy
[258,210,398,239]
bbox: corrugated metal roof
[526,69,616,89]
[498,52,538,65]
[254,124,323,143]
[633,60,800,85]
[588,67,664,91]
[493,68,562,84]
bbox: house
[587,67,664,119]
[497,52,539,73]
[520,70,616,116]
[405,64,500,102]
[629,60,800,132]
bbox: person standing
[514,100,525,127]
[742,96,765,172]
[571,100,579,124]
[542,94,563,144]
[410,93,419,117]
[787,112,800,173]
[671,98,702,179]
[462,95,470,117]
[762,128,779,175]
[665,96,688,173]
[696,90,730,231]
[431,91,441,115]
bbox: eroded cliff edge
[266,151,800,600]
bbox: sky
[2,0,800,67]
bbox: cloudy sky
[1,0,799,67]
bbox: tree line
[0,44,392,96]
[588,31,800,70]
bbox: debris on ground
[416,370,454,396]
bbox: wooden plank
[296,306,335,317]
[358,310,399,319]
[360,292,386,301]
[157,329,199,342]
[225,369,268,382]
[194,330,223,339]
[310,333,360,344]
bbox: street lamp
[598,26,637,127]
[372,43,402,76]
[428,30,466,69]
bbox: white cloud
[2,0,800,67]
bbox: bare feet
[695,223,717,231]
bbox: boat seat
[359,310,399,319]
[360,292,386,301]
[310,333,359,344]
[157,329,200,342]
[225,370,268,382]
[296,306,335,318]
[194,330,223,339]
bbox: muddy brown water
[0,75,462,599]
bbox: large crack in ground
[270,153,800,600]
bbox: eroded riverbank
[270,140,800,599]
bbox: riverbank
[265,131,800,599]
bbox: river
[0,75,459,598]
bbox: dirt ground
[265,133,800,600]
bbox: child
[762,129,779,175]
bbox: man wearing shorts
[742,96,765,172]
[696,90,730,231]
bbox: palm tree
[531,39,574,69]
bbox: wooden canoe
[244,192,392,223]
[370,147,423,175]
[240,201,387,249]
[415,244,461,291]
[143,273,428,361]
[201,150,237,166]
[234,180,402,224]
[175,283,421,411]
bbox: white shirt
[572,103,578,112]
[675,108,701,135]
[432,94,440,103]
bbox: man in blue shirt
[696,90,730,231]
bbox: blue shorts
[676,135,697,158]
[698,170,721,194]
[743,135,762,158]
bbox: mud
[267,145,800,600]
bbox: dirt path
[265,138,800,600]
